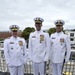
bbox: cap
[54,20,65,26]
[9,25,19,32]
[34,17,44,24]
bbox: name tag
[52,37,55,39]
[32,36,36,38]
[10,42,14,44]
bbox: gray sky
[0,0,75,31]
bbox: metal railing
[0,50,33,74]
[62,51,75,75]
[0,49,75,75]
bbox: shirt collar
[11,36,19,40]
[35,30,43,34]
[56,31,63,36]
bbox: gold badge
[40,35,44,43]
[60,38,64,42]
[19,41,23,46]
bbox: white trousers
[9,65,24,75]
[52,62,63,75]
[32,62,45,75]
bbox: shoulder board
[44,32,47,33]
[6,37,10,39]
[19,37,23,39]
[20,37,25,40]
[30,32,34,35]
[20,37,23,38]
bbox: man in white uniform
[4,25,28,75]
[50,20,71,75]
[28,17,50,75]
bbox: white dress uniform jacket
[4,36,27,66]
[28,30,50,63]
[50,32,71,63]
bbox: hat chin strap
[56,24,63,26]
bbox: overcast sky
[0,0,75,31]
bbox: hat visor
[56,24,63,26]
[12,30,18,32]
[35,23,42,24]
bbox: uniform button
[61,44,62,45]
[21,48,23,49]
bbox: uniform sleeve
[65,35,71,63]
[4,39,10,65]
[49,35,52,60]
[28,33,32,60]
[23,39,28,63]
[44,33,50,61]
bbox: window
[70,38,74,41]
[70,33,74,37]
